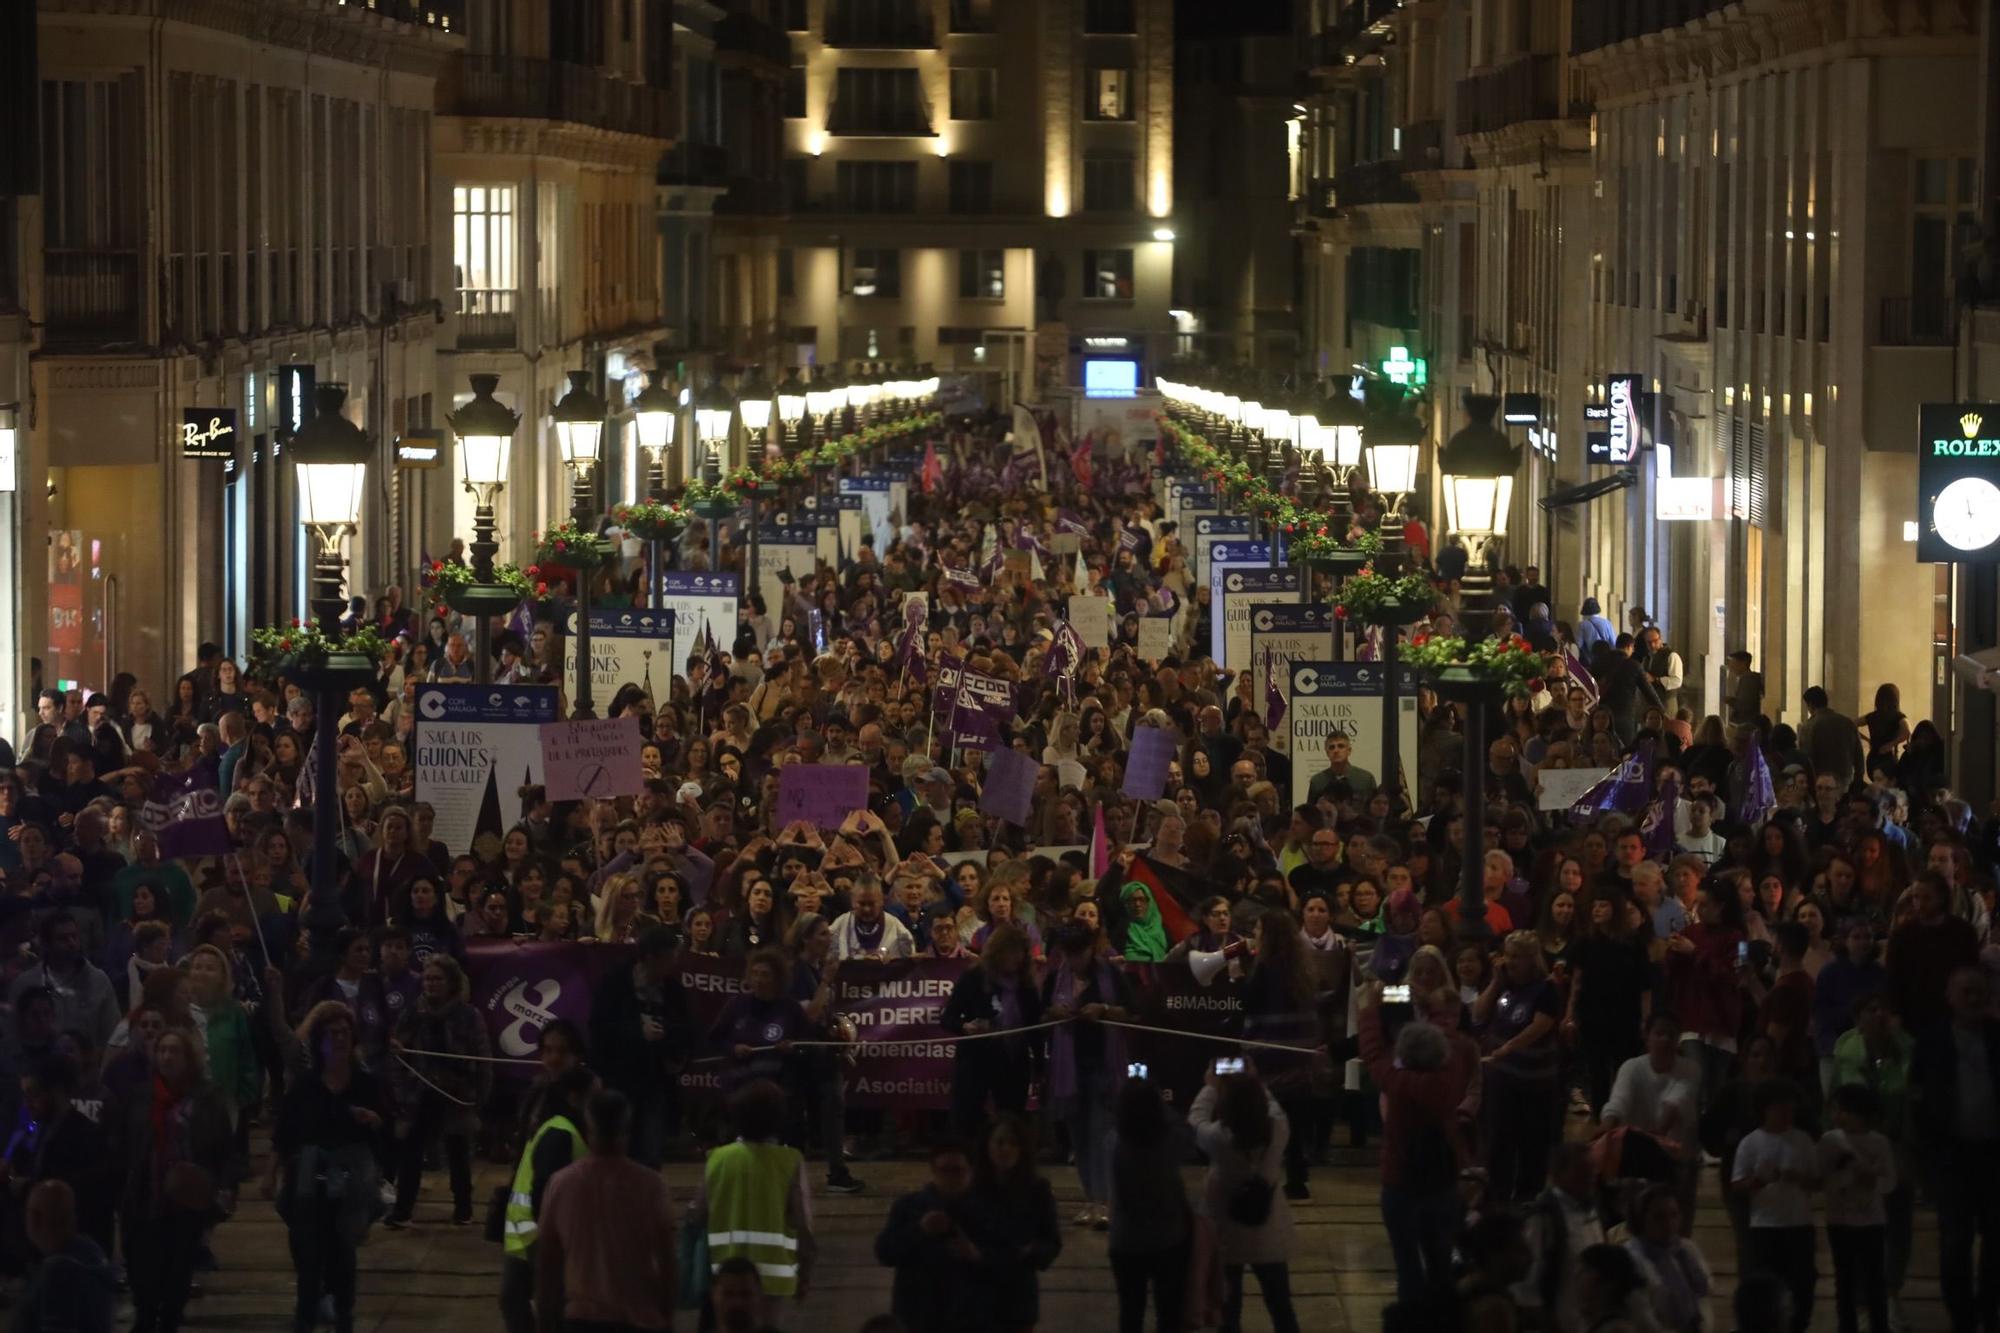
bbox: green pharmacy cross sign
[1379,346,1427,389]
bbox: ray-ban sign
[180,408,237,460]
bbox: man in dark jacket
[1913,966,2000,1333]
[14,1179,116,1333]
[587,926,691,1168]
[1596,635,1662,744]
[875,1141,1004,1333]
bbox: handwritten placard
[1137,614,1173,662]
[776,763,872,830]
[538,716,645,800]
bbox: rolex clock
[1918,404,2000,563]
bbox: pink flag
[1089,803,1110,881]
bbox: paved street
[179,1148,1951,1332]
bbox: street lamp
[447,373,522,682]
[632,375,679,498]
[552,369,609,718]
[695,381,738,573]
[847,364,881,429]
[288,382,372,942]
[1439,392,1522,588]
[776,367,809,456]
[737,368,775,464]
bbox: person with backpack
[1186,1064,1300,1333]
[1357,980,1479,1307]
[1512,1141,1608,1333]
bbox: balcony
[661,142,731,188]
[1309,0,1400,68]
[449,56,676,140]
[714,11,792,69]
[1455,54,1566,136]
[824,1,937,48]
[1878,293,1956,347]
[455,287,516,349]
[1401,118,1444,168]
[1335,160,1417,207]
[826,95,934,137]
[45,249,142,344]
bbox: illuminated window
[957,249,1004,299]
[1083,249,1133,299]
[1087,68,1132,121]
[451,184,516,318]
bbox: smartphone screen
[1126,1061,1149,1079]
[1383,984,1412,1003]
[1213,1056,1244,1076]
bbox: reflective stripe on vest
[702,1140,806,1295]
[501,1114,585,1259]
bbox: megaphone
[1188,949,1231,987]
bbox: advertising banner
[1248,604,1338,752]
[1206,541,1287,664]
[414,684,561,855]
[1287,662,1419,798]
[1216,567,1299,672]
[1193,515,1250,586]
[657,572,738,678]
[755,525,820,622]
[563,608,676,707]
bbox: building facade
[1300,0,1983,728]
[776,0,1176,408]
[434,0,678,559]
[29,0,457,695]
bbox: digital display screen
[1083,358,1140,398]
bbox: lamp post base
[444,583,526,685]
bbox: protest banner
[1248,604,1338,753]
[563,607,676,708]
[1136,614,1174,662]
[1538,766,1615,811]
[1193,515,1250,586]
[539,714,646,800]
[1216,566,1299,672]
[414,684,561,854]
[776,763,872,829]
[1068,594,1113,652]
[1287,662,1419,798]
[980,746,1040,825]
[466,938,635,1077]
[1121,725,1178,801]
[656,572,737,681]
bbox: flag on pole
[920,439,943,495]
[1568,742,1657,820]
[1736,731,1776,827]
[1089,803,1109,881]
[1641,772,1681,863]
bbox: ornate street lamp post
[445,374,521,682]
[552,370,609,719]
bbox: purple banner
[950,670,1014,756]
[980,746,1040,826]
[776,763,872,829]
[1121,725,1178,801]
[466,939,636,1078]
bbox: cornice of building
[439,117,673,168]
[42,0,463,76]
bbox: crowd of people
[0,411,1991,1333]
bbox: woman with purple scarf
[1041,922,1134,1229]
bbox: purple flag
[1563,647,1599,703]
[141,756,221,832]
[979,746,1039,826]
[1568,741,1656,821]
[1736,731,1776,827]
[943,564,980,590]
[1056,509,1090,537]
[1117,527,1141,552]
[1121,725,1178,801]
[1263,647,1286,731]
[1641,772,1681,863]
[1043,621,1086,682]
[907,650,929,688]
[155,814,235,861]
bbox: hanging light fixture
[1439,392,1521,538]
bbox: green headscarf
[1120,881,1170,962]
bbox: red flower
[1526,677,1545,693]
[536,581,549,596]
[1333,605,1347,619]
[1412,633,1430,647]
[278,638,292,652]
[554,540,567,552]
[1316,526,1328,537]
[526,564,540,577]
[431,559,444,572]
[290,617,301,628]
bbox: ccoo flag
[1568,741,1656,821]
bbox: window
[958,249,1004,299]
[830,67,929,134]
[826,0,931,46]
[836,160,917,212]
[948,159,995,213]
[783,157,811,210]
[783,0,808,30]
[949,67,997,120]
[452,184,516,303]
[850,248,902,297]
[1083,0,1136,33]
[777,248,795,299]
[1087,67,1132,120]
[785,62,807,118]
[948,0,995,32]
[1082,154,1136,212]
[938,325,987,345]
[1083,248,1133,299]
[1908,154,1976,343]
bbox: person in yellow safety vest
[498,1066,596,1333]
[690,1080,816,1321]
